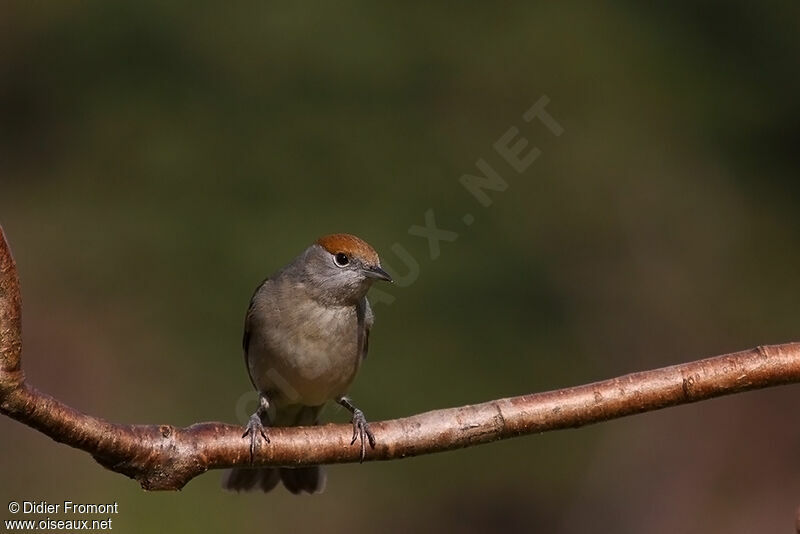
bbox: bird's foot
[242,413,269,463]
[349,408,376,463]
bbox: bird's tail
[222,404,326,495]
[222,466,326,495]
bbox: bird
[222,233,393,495]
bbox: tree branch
[1,225,799,491]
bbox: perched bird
[222,233,393,495]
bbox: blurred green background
[2,2,799,533]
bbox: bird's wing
[243,278,269,389]
[358,297,375,360]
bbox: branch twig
[1,225,799,491]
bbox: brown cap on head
[316,233,380,265]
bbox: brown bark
[1,225,799,491]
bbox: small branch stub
[0,226,23,394]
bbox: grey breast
[244,278,371,406]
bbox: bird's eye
[334,252,350,267]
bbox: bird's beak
[364,265,393,283]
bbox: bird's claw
[242,413,269,463]
[349,408,376,463]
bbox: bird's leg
[243,392,270,463]
[337,396,376,463]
